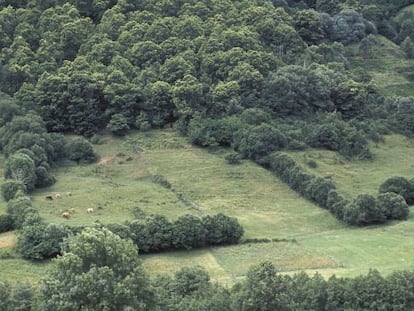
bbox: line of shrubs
[0,189,244,259]
[107,212,244,253]
[265,152,410,226]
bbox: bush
[343,194,386,226]
[106,113,130,136]
[0,215,14,233]
[225,152,241,165]
[377,192,409,220]
[65,137,96,163]
[172,215,206,250]
[6,196,35,229]
[202,213,244,245]
[4,153,36,191]
[237,124,287,161]
[379,176,414,205]
[16,220,70,260]
[1,180,26,202]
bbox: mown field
[1,130,414,284]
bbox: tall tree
[37,227,156,310]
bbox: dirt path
[0,231,16,248]
[98,156,114,165]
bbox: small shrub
[106,113,130,136]
[379,176,414,204]
[306,160,318,168]
[89,134,104,145]
[0,214,14,233]
[65,137,97,163]
[1,180,26,202]
[225,152,241,165]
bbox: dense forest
[1,0,414,309]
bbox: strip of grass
[288,134,414,199]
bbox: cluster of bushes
[267,152,410,225]
[0,106,97,200]
[107,212,244,253]
[187,111,375,164]
[1,192,70,260]
[304,115,372,159]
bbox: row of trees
[2,227,414,310]
[108,212,244,252]
[267,152,410,225]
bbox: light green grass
[288,134,414,199]
[3,130,414,284]
[348,35,414,96]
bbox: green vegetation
[2,0,414,309]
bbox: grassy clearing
[288,134,414,199]
[2,130,414,283]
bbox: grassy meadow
[2,130,414,284]
[348,34,414,96]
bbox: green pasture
[2,130,414,284]
[288,134,414,199]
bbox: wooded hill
[2,0,414,310]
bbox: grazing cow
[87,207,94,214]
[54,193,61,199]
[61,212,70,219]
[45,195,53,200]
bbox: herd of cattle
[45,192,94,219]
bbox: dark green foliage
[343,194,386,226]
[202,213,244,245]
[1,179,26,201]
[306,116,372,159]
[225,152,241,165]
[38,227,156,311]
[65,137,96,163]
[401,36,414,59]
[172,214,206,250]
[239,108,271,126]
[4,153,36,191]
[232,261,289,311]
[305,176,336,208]
[173,266,210,297]
[6,196,34,228]
[293,9,324,44]
[237,124,287,161]
[129,215,173,253]
[17,219,70,260]
[377,192,409,220]
[326,189,348,219]
[379,176,414,205]
[0,214,14,233]
[388,97,414,135]
[267,152,338,212]
[122,212,243,253]
[106,113,130,136]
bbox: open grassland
[288,134,414,199]
[2,131,414,283]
